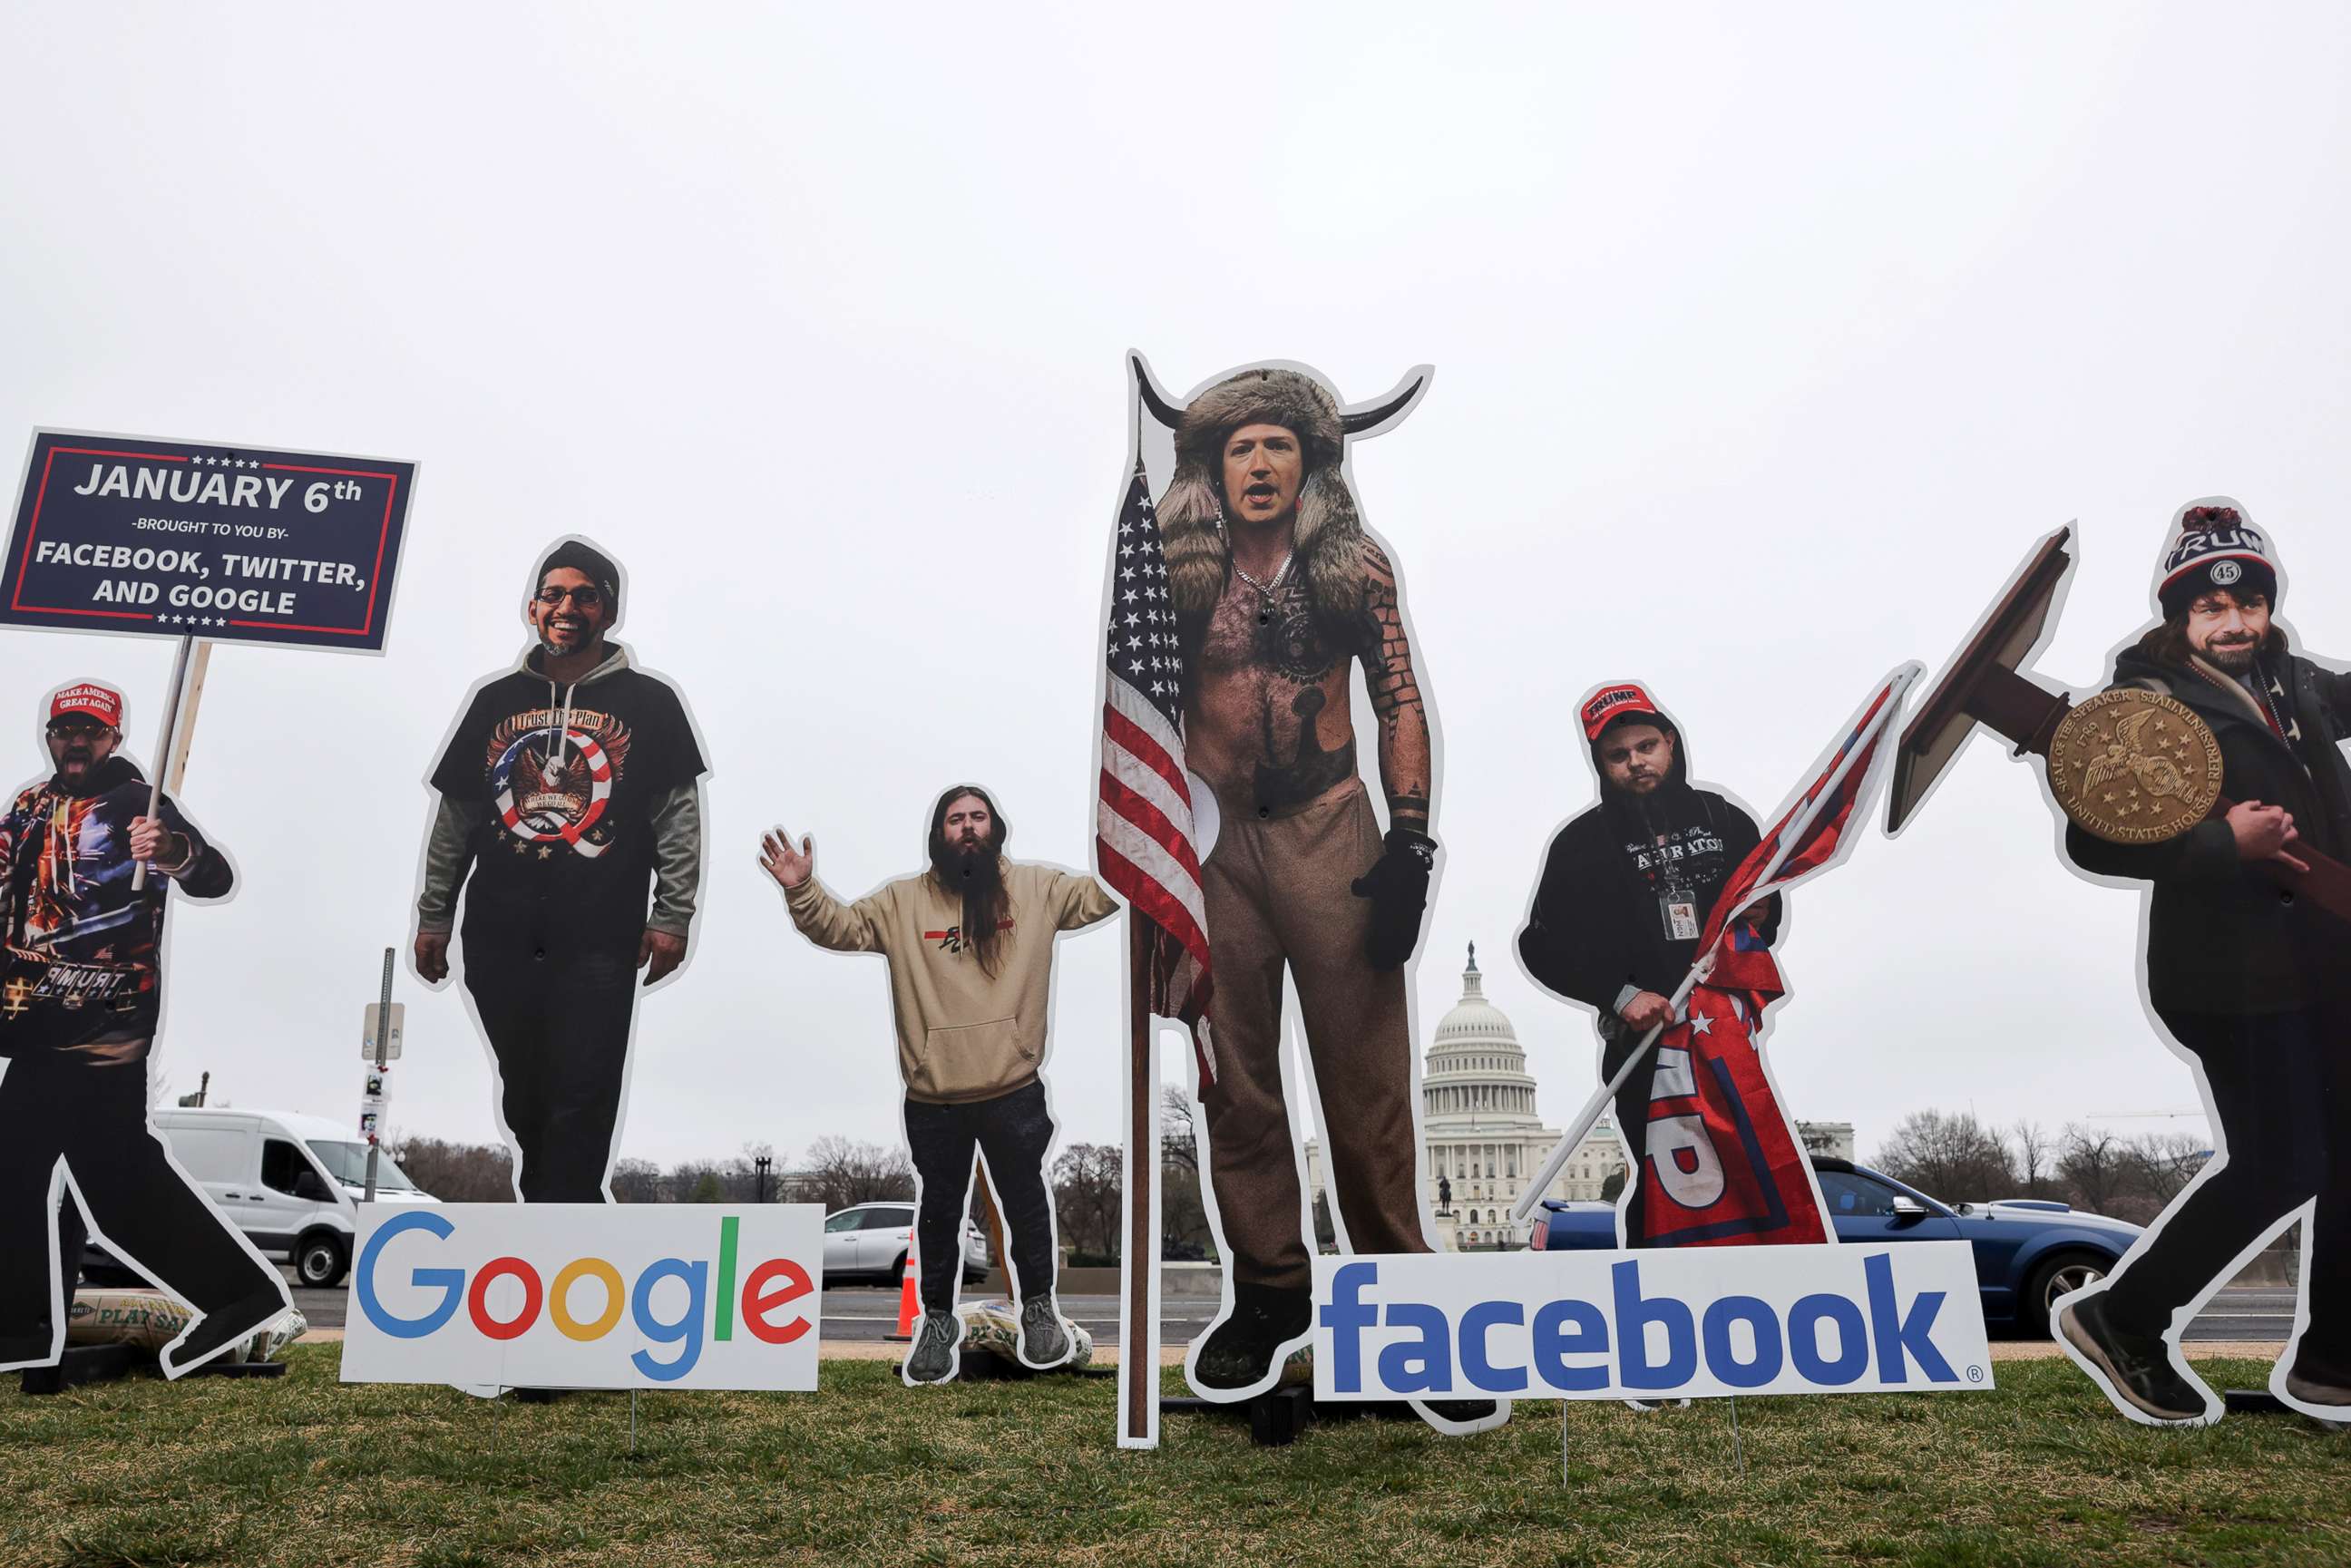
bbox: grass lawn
[2,1348,2346,1567]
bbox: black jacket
[0,755,232,1060]
[2064,642,2351,1016]
[1517,721,1771,1022]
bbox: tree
[1158,1087,1216,1260]
[1160,1086,1199,1172]
[1051,1143,1124,1260]
[609,1158,665,1203]
[2122,1131,2210,1219]
[382,1135,514,1202]
[2055,1124,2134,1218]
[1599,1167,1627,1203]
[689,1170,726,1203]
[805,1135,916,1212]
[1871,1110,2014,1201]
[2009,1119,2058,1200]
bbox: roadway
[285,1276,2302,1344]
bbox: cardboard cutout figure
[762,784,1115,1385]
[1111,356,1505,1438]
[0,679,292,1376]
[1891,502,2351,1427]
[1515,683,1804,1246]
[410,538,708,1203]
[2054,506,2350,1426]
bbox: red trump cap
[48,682,123,729]
[1579,682,1662,741]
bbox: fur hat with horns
[1139,359,1427,634]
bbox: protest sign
[5,429,415,653]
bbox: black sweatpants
[2102,1007,2351,1369]
[0,1056,280,1348]
[463,932,639,1203]
[902,1080,1057,1312]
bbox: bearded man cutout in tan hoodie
[763,783,1116,1385]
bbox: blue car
[1526,1156,2143,1337]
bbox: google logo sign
[355,1211,814,1382]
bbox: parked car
[85,1108,440,1290]
[1526,1155,2142,1337]
[820,1202,990,1285]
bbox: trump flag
[1635,664,1922,1247]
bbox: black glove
[1351,827,1436,970]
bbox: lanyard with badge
[1649,832,1702,942]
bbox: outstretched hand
[760,827,815,890]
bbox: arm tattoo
[1359,541,1433,829]
[1361,544,1420,716]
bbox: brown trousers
[1199,778,1432,1289]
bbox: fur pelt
[1158,367,1367,633]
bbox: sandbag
[954,1298,1092,1370]
[68,1290,306,1362]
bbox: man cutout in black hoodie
[1516,683,1776,1240]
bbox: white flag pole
[1509,664,1920,1226]
[130,634,197,893]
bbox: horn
[1339,365,1434,438]
[1130,353,1185,429]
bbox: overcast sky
[5,5,2347,1179]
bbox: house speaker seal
[2048,687,2224,844]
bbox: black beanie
[2155,505,2278,619]
[536,539,622,623]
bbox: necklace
[1233,551,1294,599]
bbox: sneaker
[1412,1397,1512,1436]
[2055,1291,2209,1424]
[1190,1283,1312,1399]
[904,1308,961,1385]
[2282,1358,2351,1410]
[159,1289,288,1379]
[1019,1295,1072,1369]
[1624,1398,1693,1412]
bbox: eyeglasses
[535,586,604,608]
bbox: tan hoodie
[785,861,1117,1104]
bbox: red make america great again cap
[49,682,123,728]
[1580,682,1662,741]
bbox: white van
[140,1108,442,1288]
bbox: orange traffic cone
[884,1255,919,1342]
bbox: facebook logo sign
[1312,1243,1991,1402]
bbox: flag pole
[1119,914,1158,1447]
[1509,667,1917,1225]
[131,633,197,892]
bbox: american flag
[1096,457,1216,1083]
